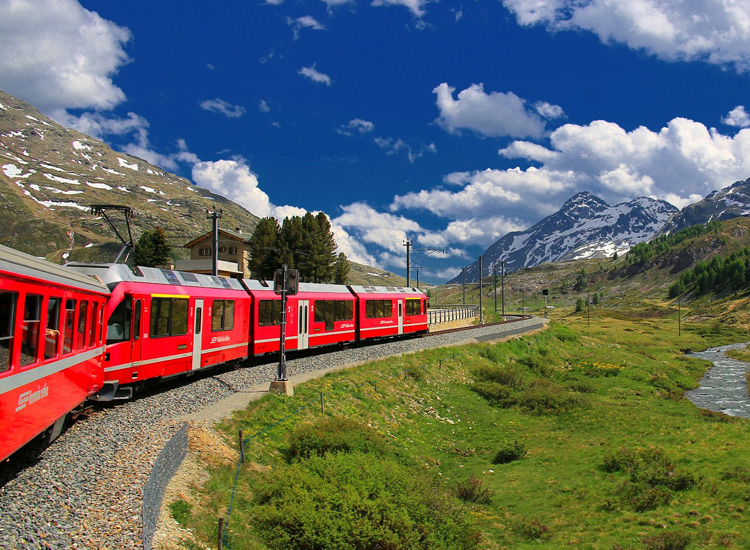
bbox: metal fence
[427,305,479,325]
[143,422,189,550]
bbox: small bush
[641,530,692,550]
[518,379,586,415]
[455,476,493,504]
[493,440,527,464]
[404,365,426,381]
[284,416,389,462]
[470,381,515,406]
[169,499,192,526]
[604,446,698,512]
[515,517,551,541]
[473,364,527,389]
[721,465,750,482]
[250,452,481,550]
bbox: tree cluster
[248,213,350,284]
[627,221,722,266]
[134,227,171,267]
[669,247,750,298]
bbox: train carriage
[0,245,109,462]
[349,285,429,341]
[66,264,250,399]
[242,280,358,356]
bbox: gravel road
[0,317,545,550]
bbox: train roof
[348,284,425,296]
[65,262,246,291]
[0,244,110,295]
[241,279,353,295]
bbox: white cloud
[498,117,750,206]
[433,83,561,138]
[333,203,422,255]
[391,166,573,220]
[722,106,750,128]
[374,137,436,163]
[371,0,430,18]
[337,118,375,136]
[287,15,326,39]
[503,0,750,72]
[0,0,131,114]
[299,64,333,86]
[192,160,274,217]
[200,98,247,118]
[258,100,271,113]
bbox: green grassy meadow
[172,311,750,550]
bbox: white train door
[192,299,203,370]
[398,299,404,335]
[298,300,309,350]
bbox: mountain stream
[685,343,750,418]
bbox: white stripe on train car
[0,347,104,396]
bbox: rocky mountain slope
[659,177,750,235]
[0,89,260,263]
[451,192,678,283]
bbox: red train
[0,245,110,462]
[1,246,428,461]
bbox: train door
[131,298,143,365]
[192,299,203,370]
[398,299,404,335]
[297,300,309,350]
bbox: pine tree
[248,217,281,280]
[134,227,171,267]
[334,252,351,284]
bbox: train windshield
[107,296,132,344]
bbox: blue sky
[3,1,750,282]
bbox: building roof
[183,228,251,248]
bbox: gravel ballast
[0,317,545,550]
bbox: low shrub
[403,365,426,381]
[492,440,527,464]
[250,452,481,550]
[603,446,698,512]
[284,416,389,462]
[641,530,692,550]
[169,499,192,526]
[518,378,587,415]
[473,364,527,389]
[455,476,493,504]
[515,517,551,541]
[721,465,750,482]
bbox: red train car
[242,280,357,356]
[66,263,251,399]
[348,285,429,341]
[0,245,109,462]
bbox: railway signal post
[269,264,298,395]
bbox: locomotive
[0,244,428,462]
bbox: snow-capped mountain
[659,177,750,235]
[450,192,678,283]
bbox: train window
[405,299,421,316]
[258,300,282,326]
[62,299,76,354]
[365,299,393,319]
[76,301,88,350]
[45,297,61,360]
[88,303,98,347]
[132,300,141,341]
[21,294,42,366]
[0,292,16,372]
[107,297,132,344]
[171,299,189,336]
[150,297,189,338]
[211,299,235,332]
